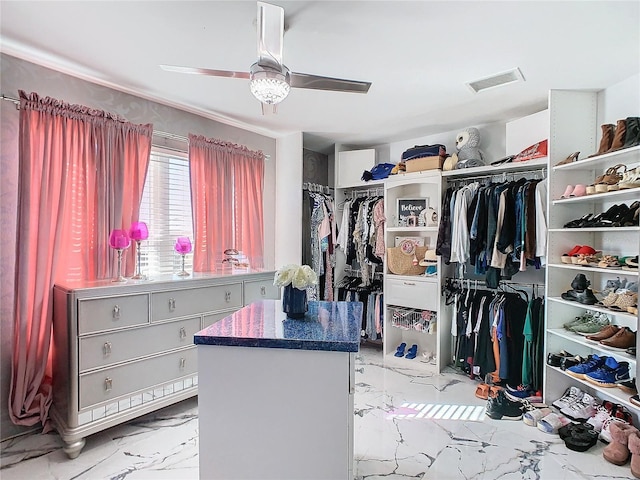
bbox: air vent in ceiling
[466,68,525,93]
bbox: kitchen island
[194,299,362,480]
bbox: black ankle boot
[571,274,590,291]
[622,117,640,149]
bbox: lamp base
[176,271,190,277]
[131,273,147,280]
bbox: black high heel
[583,204,623,227]
[564,213,593,228]
[616,202,640,227]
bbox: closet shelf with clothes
[442,157,548,178]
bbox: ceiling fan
[160,1,371,114]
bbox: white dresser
[51,270,279,458]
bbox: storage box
[404,155,444,172]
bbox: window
[139,147,194,277]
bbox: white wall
[275,132,303,267]
[598,72,640,126]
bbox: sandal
[475,383,490,400]
[488,385,503,398]
[618,166,640,189]
[598,255,622,269]
[394,342,406,357]
[537,412,571,434]
[597,292,619,308]
[561,245,582,264]
[607,292,638,312]
[594,164,626,193]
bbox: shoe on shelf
[627,347,637,357]
[405,344,418,359]
[552,385,585,410]
[570,317,611,335]
[555,151,580,166]
[570,272,592,290]
[561,245,583,264]
[485,390,524,420]
[597,292,620,308]
[566,354,607,379]
[594,164,626,193]
[601,277,626,296]
[561,288,599,305]
[607,292,638,313]
[584,357,630,387]
[586,324,620,342]
[563,213,594,228]
[546,350,575,367]
[394,342,406,357]
[561,355,585,371]
[619,378,638,395]
[588,123,615,158]
[621,116,640,149]
[600,326,637,349]
[618,166,640,190]
[560,391,598,421]
[560,184,575,199]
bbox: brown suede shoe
[586,324,620,342]
[601,327,637,349]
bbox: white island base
[198,345,355,480]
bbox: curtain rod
[1,94,20,108]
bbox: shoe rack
[382,170,448,371]
[545,90,640,413]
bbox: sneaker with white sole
[600,416,631,443]
[586,404,616,433]
[560,392,598,421]
[552,386,584,410]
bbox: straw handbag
[386,245,428,276]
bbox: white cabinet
[544,89,640,412]
[51,271,278,458]
[383,170,449,371]
[336,148,376,188]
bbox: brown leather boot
[600,326,637,349]
[608,119,627,152]
[589,124,615,157]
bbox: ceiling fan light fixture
[249,63,290,104]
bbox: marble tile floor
[1,347,635,479]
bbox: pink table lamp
[129,221,149,280]
[109,229,131,283]
[175,236,193,277]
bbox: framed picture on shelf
[397,198,428,227]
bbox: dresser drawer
[243,279,280,304]
[151,283,242,321]
[385,277,438,311]
[78,294,149,335]
[79,347,197,409]
[79,317,201,373]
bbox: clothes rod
[448,167,547,184]
[446,277,543,289]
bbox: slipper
[523,407,552,427]
[405,344,418,359]
[537,412,571,434]
[394,342,406,357]
[489,385,503,398]
[475,383,489,400]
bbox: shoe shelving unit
[382,170,448,371]
[545,90,640,414]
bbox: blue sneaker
[567,354,607,379]
[585,358,630,387]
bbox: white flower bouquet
[273,264,318,290]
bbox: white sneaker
[560,392,597,421]
[600,416,630,443]
[586,405,613,432]
[552,386,584,410]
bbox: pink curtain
[10,91,152,429]
[189,134,264,270]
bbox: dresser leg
[63,438,86,459]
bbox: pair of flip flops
[474,383,502,400]
[394,343,417,359]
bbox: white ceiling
[1,1,639,154]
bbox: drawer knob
[179,327,187,339]
[104,377,113,391]
[403,282,416,286]
[225,291,231,302]
[168,298,176,311]
[103,342,112,356]
[260,286,266,296]
[180,357,186,369]
[112,305,121,319]
[355,368,364,374]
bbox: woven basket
[387,246,428,276]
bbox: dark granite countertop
[194,300,362,352]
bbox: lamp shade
[175,236,193,254]
[109,229,131,249]
[129,222,149,241]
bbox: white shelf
[552,187,640,205]
[547,297,638,320]
[548,328,636,366]
[386,226,438,233]
[549,227,640,233]
[547,263,639,277]
[553,145,640,172]
[384,273,438,284]
[441,157,548,178]
[546,365,639,412]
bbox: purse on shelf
[386,240,428,276]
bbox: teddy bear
[453,127,485,169]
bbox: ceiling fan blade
[290,72,371,93]
[257,1,284,70]
[160,64,250,79]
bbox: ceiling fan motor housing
[249,62,291,104]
